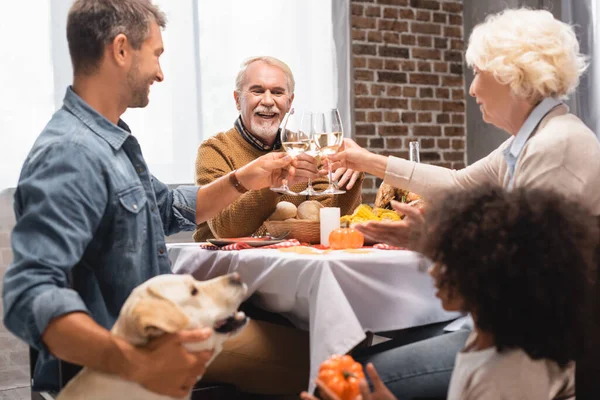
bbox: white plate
[207,238,285,247]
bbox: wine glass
[298,112,321,196]
[271,108,311,195]
[409,141,420,163]
[313,109,345,195]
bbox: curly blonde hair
[465,8,588,101]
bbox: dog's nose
[229,273,243,286]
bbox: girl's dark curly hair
[419,185,598,366]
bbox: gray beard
[249,119,279,140]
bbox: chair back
[29,347,82,393]
[575,216,600,400]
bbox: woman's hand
[332,167,362,190]
[322,139,388,180]
[323,139,373,173]
[353,201,425,249]
[299,363,397,400]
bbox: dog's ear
[147,277,195,304]
[132,297,190,337]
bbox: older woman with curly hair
[302,185,598,399]
[323,7,600,399]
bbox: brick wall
[351,0,467,204]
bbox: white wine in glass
[271,109,310,195]
[313,109,345,195]
[313,131,343,156]
[297,112,321,196]
[282,140,310,157]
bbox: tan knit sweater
[384,105,600,216]
[193,126,363,241]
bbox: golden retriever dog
[56,273,248,400]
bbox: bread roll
[297,200,323,221]
[269,201,297,221]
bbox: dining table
[167,243,460,392]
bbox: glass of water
[409,141,420,163]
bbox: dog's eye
[191,287,198,296]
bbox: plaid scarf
[234,116,282,151]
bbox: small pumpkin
[318,354,365,400]
[328,228,364,250]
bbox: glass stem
[327,166,333,187]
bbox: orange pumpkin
[318,355,365,400]
[328,228,364,250]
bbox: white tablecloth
[168,244,459,391]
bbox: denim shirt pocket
[114,186,148,251]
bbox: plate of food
[339,185,425,245]
[207,237,285,247]
[374,184,425,211]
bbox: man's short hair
[235,56,295,94]
[67,0,167,75]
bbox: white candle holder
[320,207,340,246]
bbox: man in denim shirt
[1,1,294,397]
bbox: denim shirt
[2,87,199,391]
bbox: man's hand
[194,152,293,224]
[122,328,214,398]
[353,201,425,249]
[299,363,396,400]
[237,152,293,190]
[41,313,213,398]
[287,153,320,186]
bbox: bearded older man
[193,56,363,241]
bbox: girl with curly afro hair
[419,185,598,399]
[302,185,598,400]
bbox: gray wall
[559,0,597,139]
[462,0,564,163]
[0,189,30,393]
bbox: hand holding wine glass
[297,112,321,196]
[271,109,312,195]
[313,109,345,195]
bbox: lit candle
[320,207,340,246]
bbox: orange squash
[328,228,364,250]
[318,355,365,400]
